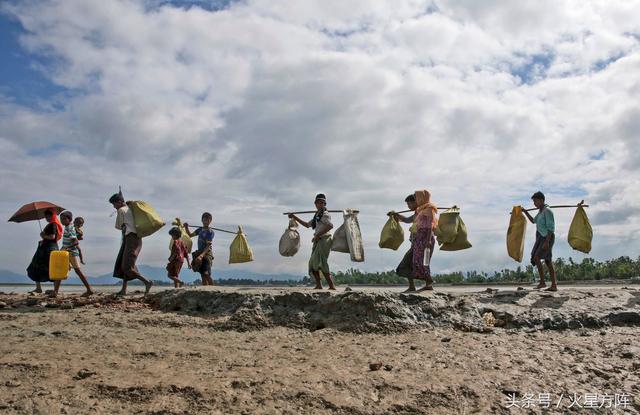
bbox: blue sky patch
[0,12,69,109]
[511,51,555,85]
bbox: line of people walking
[25,189,559,296]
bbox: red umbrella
[8,201,65,223]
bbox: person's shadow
[530,295,571,309]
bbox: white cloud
[1,0,639,280]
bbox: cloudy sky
[1,0,639,279]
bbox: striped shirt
[62,225,80,257]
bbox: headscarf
[414,189,438,230]
[51,212,63,241]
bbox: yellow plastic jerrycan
[49,250,70,281]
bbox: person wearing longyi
[392,194,420,292]
[522,191,558,292]
[411,190,438,291]
[288,194,337,290]
[26,209,63,296]
[184,212,215,286]
[110,192,153,296]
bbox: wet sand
[0,286,638,414]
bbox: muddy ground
[0,286,638,414]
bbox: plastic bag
[378,215,404,250]
[438,208,472,251]
[169,218,193,253]
[279,218,301,257]
[434,207,459,244]
[127,201,165,238]
[331,224,350,253]
[507,206,528,262]
[568,206,592,254]
[229,226,254,264]
[343,209,365,262]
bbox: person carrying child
[59,211,94,296]
[166,227,190,288]
[184,212,215,286]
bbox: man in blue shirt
[522,191,557,291]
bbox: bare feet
[403,288,417,293]
[81,291,94,297]
[29,289,42,294]
[115,290,126,297]
[535,283,547,289]
[328,287,337,291]
[545,285,558,292]
[313,285,323,290]
[144,281,153,295]
[418,285,434,292]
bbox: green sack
[127,201,165,238]
[229,226,254,264]
[438,207,472,251]
[378,216,404,250]
[568,206,592,254]
[434,207,460,244]
[506,206,527,262]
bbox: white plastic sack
[343,209,365,262]
[279,218,301,257]
[331,224,350,253]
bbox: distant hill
[0,266,303,285]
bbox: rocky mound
[146,287,640,333]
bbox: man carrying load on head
[289,193,337,290]
[522,191,557,292]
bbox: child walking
[184,212,215,286]
[60,211,94,296]
[167,227,190,288]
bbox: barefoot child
[288,193,337,290]
[184,212,215,286]
[60,211,94,296]
[167,227,190,288]
[522,191,558,291]
[73,216,86,265]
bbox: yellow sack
[127,200,165,238]
[169,218,193,253]
[49,250,70,281]
[437,207,472,251]
[506,206,527,262]
[378,215,404,250]
[229,226,254,264]
[434,206,459,244]
[568,206,592,254]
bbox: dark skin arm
[182,223,197,238]
[521,206,553,250]
[289,214,333,242]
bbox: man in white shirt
[109,192,153,295]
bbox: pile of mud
[147,287,640,333]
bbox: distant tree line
[301,256,640,285]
